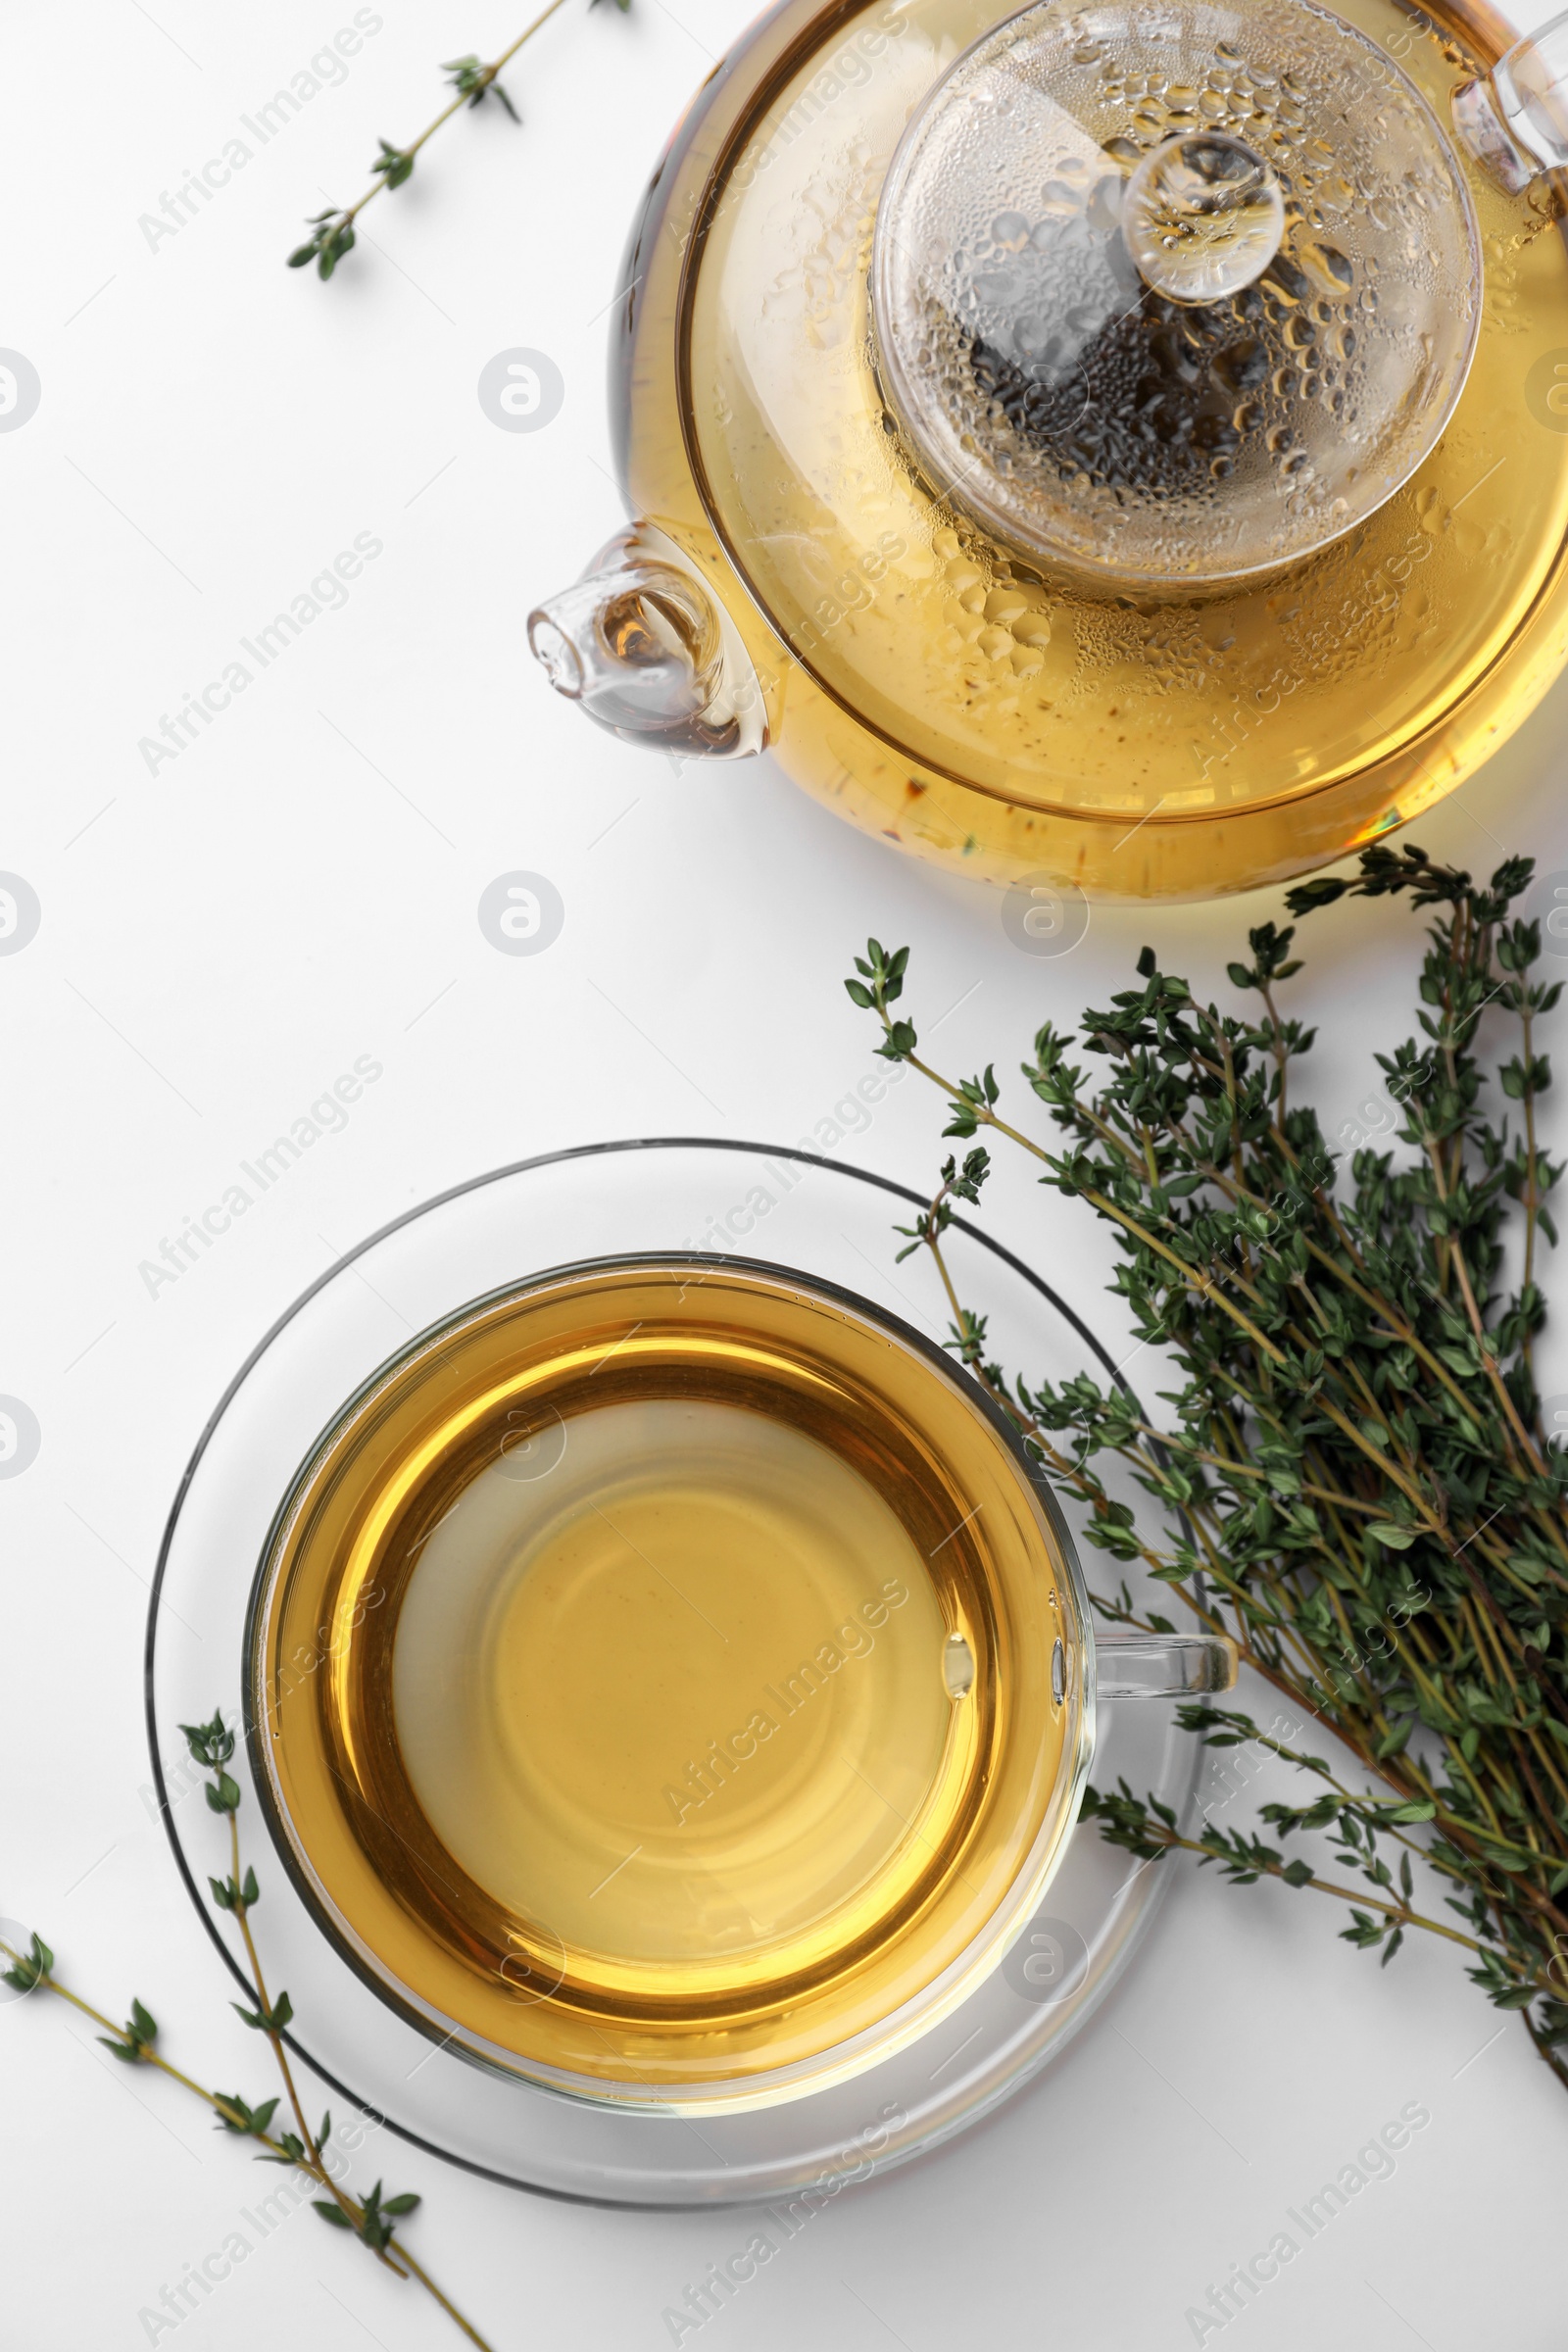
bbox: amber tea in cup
[248,1256,1229,2110]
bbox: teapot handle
[527,525,766,760]
[1454,9,1568,193]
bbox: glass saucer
[147,1139,1202,2207]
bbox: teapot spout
[527,528,765,759]
[1454,9,1568,194]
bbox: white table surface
[5,3,1568,2346]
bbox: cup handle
[1095,1631,1238,1700]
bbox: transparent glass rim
[868,0,1484,590]
[144,1138,1153,2203]
[240,1246,1099,2116]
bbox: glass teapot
[529,0,1568,900]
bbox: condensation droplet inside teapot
[869,0,1482,586]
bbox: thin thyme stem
[3,1714,496,2352]
[0,1930,504,2339]
[8,1931,506,2340]
[845,858,1568,2078]
[339,1,571,236]
[1126,1826,1552,1985]
[224,1815,372,2252]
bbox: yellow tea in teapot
[560,0,1568,898]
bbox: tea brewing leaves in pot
[871,0,1481,584]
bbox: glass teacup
[248,1254,1233,2114]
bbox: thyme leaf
[287,0,629,280]
[4,1709,495,2345]
[846,845,1568,2084]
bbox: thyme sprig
[5,1710,494,2348]
[845,844,1568,2082]
[288,0,629,279]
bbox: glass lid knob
[1121,131,1284,305]
[869,0,1482,589]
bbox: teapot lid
[870,0,1482,586]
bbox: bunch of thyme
[846,845,1568,2082]
[289,0,629,279]
[4,1711,493,2348]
